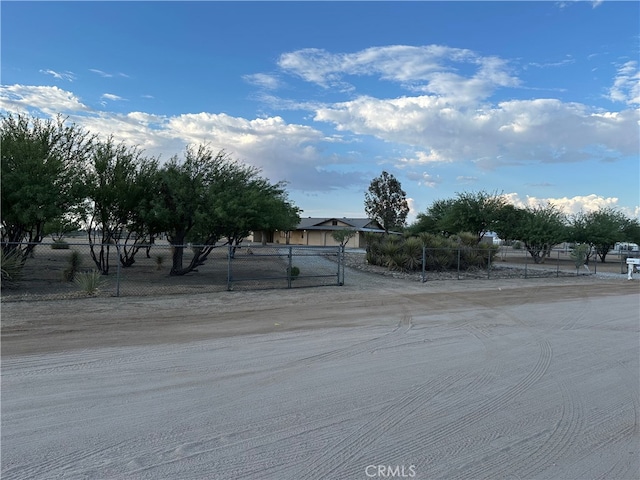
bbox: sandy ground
[1,271,639,479]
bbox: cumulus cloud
[39,69,75,82]
[0,84,359,191]
[0,85,89,114]
[502,193,622,216]
[278,45,518,100]
[164,112,360,189]
[315,95,639,167]
[267,44,638,176]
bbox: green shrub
[402,237,423,271]
[155,254,164,270]
[1,250,24,288]
[365,233,498,272]
[51,240,70,250]
[570,244,589,269]
[287,265,300,280]
[74,270,107,295]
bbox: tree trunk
[170,244,184,275]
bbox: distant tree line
[407,190,640,264]
[1,113,301,276]
[364,173,640,269]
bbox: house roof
[295,217,385,233]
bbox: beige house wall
[251,218,381,248]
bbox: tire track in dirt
[306,292,541,479]
[283,313,507,479]
[290,373,469,480]
[455,294,593,480]
[569,354,639,480]
[363,333,553,475]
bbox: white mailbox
[626,258,640,280]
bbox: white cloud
[396,149,450,166]
[0,84,360,190]
[608,60,640,105]
[242,73,281,90]
[39,69,75,82]
[315,95,639,168]
[405,171,441,188]
[163,112,361,189]
[101,93,126,102]
[502,193,623,216]
[456,176,478,184]
[278,45,518,100]
[271,44,637,173]
[90,69,129,78]
[0,85,89,114]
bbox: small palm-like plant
[1,250,24,288]
[155,254,164,271]
[402,237,423,271]
[74,270,107,295]
[63,250,82,281]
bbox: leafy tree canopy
[569,207,637,262]
[1,113,93,259]
[364,171,409,233]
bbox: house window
[332,220,338,226]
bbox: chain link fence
[1,240,343,300]
[2,240,636,301]
[348,245,636,282]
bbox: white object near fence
[626,257,640,280]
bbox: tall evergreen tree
[364,171,409,233]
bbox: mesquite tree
[1,113,93,260]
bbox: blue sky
[2,1,639,222]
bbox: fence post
[457,247,461,280]
[287,246,293,289]
[115,240,121,297]
[227,244,233,291]
[556,250,560,277]
[338,245,344,285]
[524,249,528,279]
[421,246,426,283]
[487,247,491,279]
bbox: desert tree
[194,163,300,259]
[84,138,158,274]
[438,190,507,243]
[407,198,456,236]
[150,145,300,276]
[569,207,637,263]
[331,228,357,247]
[509,204,568,263]
[150,145,225,275]
[364,171,409,233]
[1,113,93,260]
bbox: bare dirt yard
[1,265,639,479]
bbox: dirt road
[2,275,639,479]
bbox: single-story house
[252,217,386,248]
